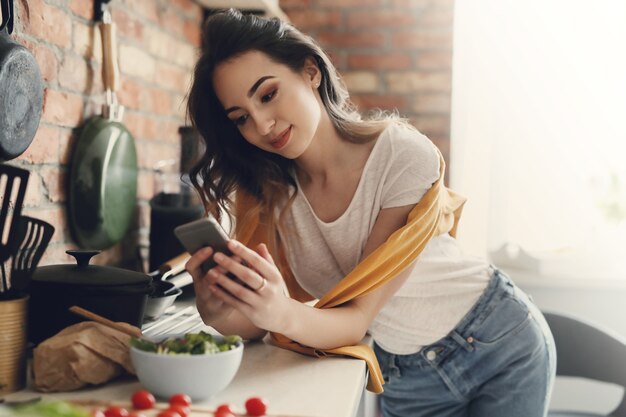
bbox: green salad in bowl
[129,331,244,400]
[130,331,242,355]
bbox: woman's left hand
[208,240,291,333]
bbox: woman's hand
[185,247,235,325]
[208,240,291,333]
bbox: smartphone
[174,216,233,273]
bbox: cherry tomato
[131,390,156,410]
[156,411,180,417]
[215,404,236,414]
[245,397,268,417]
[169,393,192,408]
[168,405,190,417]
[214,411,235,417]
[103,406,129,417]
[127,413,146,417]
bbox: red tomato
[131,390,156,410]
[214,411,235,417]
[169,393,192,408]
[156,411,179,417]
[245,397,268,417]
[168,405,190,417]
[215,404,236,414]
[103,406,129,417]
[127,413,146,417]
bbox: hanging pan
[0,0,43,161]
[68,5,137,250]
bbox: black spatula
[0,163,29,297]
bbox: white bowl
[130,336,243,400]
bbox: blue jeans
[374,269,556,417]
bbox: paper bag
[32,321,137,392]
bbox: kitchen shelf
[194,0,289,21]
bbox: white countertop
[5,320,368,417]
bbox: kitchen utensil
[0,163,29,298]
[144,282,182,320]
[0,0,43,161]
[143,252,189,320]
[68,5,137,250]
[8,215,54,296]
[69,305,158,343]
[28,250,152,345]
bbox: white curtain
[450,0,626,278]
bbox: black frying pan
[0,0,43,161]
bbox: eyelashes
[231,88,278,127]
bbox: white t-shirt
[279,122,491,354]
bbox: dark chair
[545,311,626,417]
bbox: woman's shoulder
[378,121,440,175]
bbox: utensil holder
[0,295,28,394]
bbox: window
[450,0,626,280]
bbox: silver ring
[255,278,267,292]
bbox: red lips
[270,126,291,149]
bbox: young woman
[185,9,556,417]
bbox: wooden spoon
[69,305,159,343]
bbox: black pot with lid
[28,250,152,345]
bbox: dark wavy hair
[187,9,395,246]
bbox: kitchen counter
[5,334,370,417]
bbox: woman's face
[213,50,322,159]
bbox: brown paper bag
[32,321,137,392]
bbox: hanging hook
[93,0,112,22]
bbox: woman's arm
[208,203,416,349]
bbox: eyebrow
[224,75,276,115]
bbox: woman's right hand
[185,247,235,325]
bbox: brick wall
[280,0,454,165]
[10,0,203,267]
[5,0,454,268]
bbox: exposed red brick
[137,171,155,200]
[416,50,452,70]
[317,31,385,48]
[171,0,201,15]
[348,53,412,70]
[59,128,75,165]
[23,173,43,207]
[20,1,72,48]
[119,79,145,110]
[17,125,61,164]
[412,114,451,137]
[287,10,342,30]
[73,21,102,62]
[413,93,451,113]
[392,30,453,50]
[69,0,92,19]
[347,11,416,28]
[280,0,313,8]
[126,0,159,23]
[112,8,144,43]
[42,89,84,127]
[148,89,174,116]
[59,54,89,93]
[351,94,410,111]
[40,166,66,203]
[315,0,384,7]
[183,19,201,46]
[159,63,190,92]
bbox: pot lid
[32,250,150,287]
